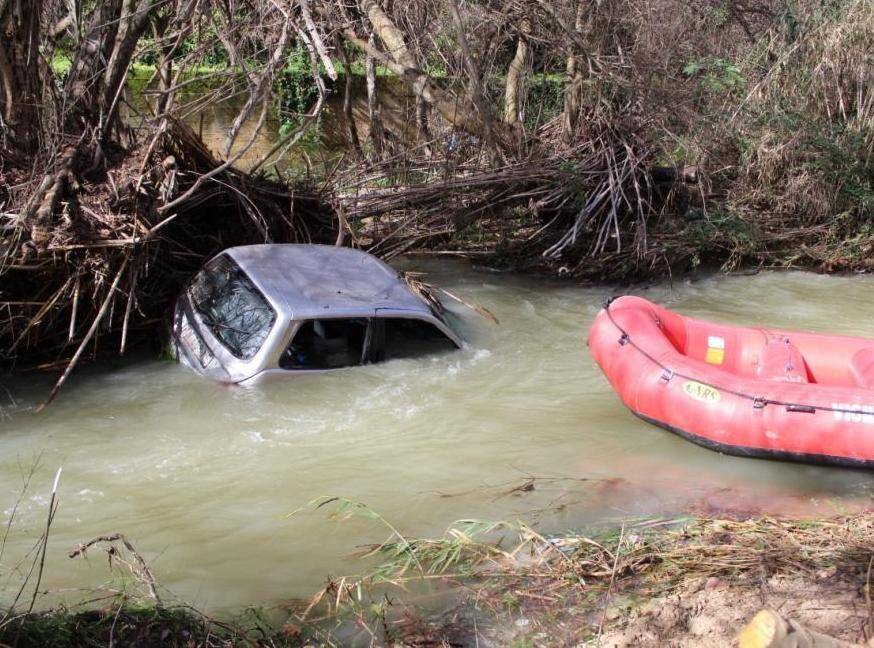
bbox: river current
[1,263,872,611]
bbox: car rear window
[188,254,275,359]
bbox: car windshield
[188,254,275,359]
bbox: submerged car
[171,244,462,383]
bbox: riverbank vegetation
[3,506,873,646]
[1,1,871,641]
[0,0,871,384]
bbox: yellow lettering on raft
[683,381,722,404]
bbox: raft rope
[601,297,869,416]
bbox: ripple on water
[1,264,874,610]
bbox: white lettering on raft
[831,403,874,424]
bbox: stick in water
[36,254,130,412]
[26,467,62,616]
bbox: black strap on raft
[601,298,861,417]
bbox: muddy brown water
[1,262,874,612]
[154,75,415,175]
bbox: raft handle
[786,404,816,414]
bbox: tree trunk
[0,0,45,153]
[63,0,123,132]
[416,94,430,142]
[365,34,386,159]
[8,0,161,249]
[448,0,493,143]
[99,0,156,136]
[354,0,511,150]
[359,0,416,69]
[60,0,154,142]
[504,20,530,125]
[152,11,175,116]
[334,34,364,158]
[562,0,586,140]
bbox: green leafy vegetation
[682,57,745,93]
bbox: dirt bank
[362,513,874,647]
[3,511,874,646]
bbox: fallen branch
[69,532,162,607]
[35,253,131,412]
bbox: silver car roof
[224,244,436,321]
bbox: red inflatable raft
[588,295,874,468]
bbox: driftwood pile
[334,130,654,269]
[0,119,331,387]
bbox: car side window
[280,318,369,370]
[379,317,457,361]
